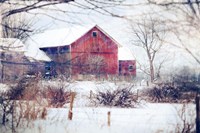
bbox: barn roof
[26,25,133,61]
[24,50,51,62]
[0,38,50,61]
[27,25,91,48]
[118,47,135,60]
[92,25,122,47]
[27,25,121,48]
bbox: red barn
[70,26,118,76]
[38,25,136,78]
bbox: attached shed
[118,47,136,76]
[40,45,71,77]
[0,38,33,81]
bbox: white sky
[25,0,200,74]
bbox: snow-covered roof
[0,38,26,52]
[28,25,93,48]
[25,50,51,62]
[26,26,96,62]
[118,47,135,60]
[26,25,128,62]
[27,25,122,48]
[25,42,51,62]
[95,25,122,47]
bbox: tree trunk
[149,60,155,82]
[196,94,200,133]
[1,64,4,83]
[2,106,6,125]
[0,4,3,38]
[147,50,155,83]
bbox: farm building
[0,38,40,82]
[0,38,50,82]
[30,25,136,78]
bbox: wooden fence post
[90,90,93,99]
[1,63,4,83]
[108,111,111,127]
[68,92,75,120]
[136,89,139,100]
[196,94,200,133]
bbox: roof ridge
[94,25,122,47]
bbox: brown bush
[95,87,138,107]
[143,83,180,103]
[44,86,70,108]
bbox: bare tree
[0,0,126,18]
[0,0,128,41]
[1,13,37,42]
[147,0,200,65]
[130,17,166,82]
[0,0,127,27]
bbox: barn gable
[70,25,121,48]
[70,25,119,75]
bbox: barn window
[92,31,97,37]
[128,65,134,71]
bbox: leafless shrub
[8,75,41,100]
[12,100,48,130]
[0,77,31,129]
[0,91,13,125]
[173,66,200,92]
[95,87,138,107]
[44,85,70,108]
[144,83,181,103]
[145,67,198,103]
[0,75,46,132]
[175,104,195,133]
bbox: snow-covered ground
[41,80,145,93]
[16,103,195,133]
[0,81,196,133]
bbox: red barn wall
[119,60,136,76]
[70,26,118,76]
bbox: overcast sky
[25,0,200,75]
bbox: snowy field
[15,103,195,133]
[0,81,196,133]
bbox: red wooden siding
[70,26,118,75]
[119,60,136,76]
